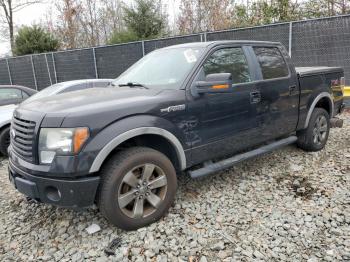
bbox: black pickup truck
[8,41,345,230]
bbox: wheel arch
[89,127,187,173]
[0,122,10,132]
[304,92,334,129]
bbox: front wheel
[0,126,10,156]
[297,108,330,152]
[98,147,177,230]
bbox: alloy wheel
[118,164,168,219]
[313,115,328,145]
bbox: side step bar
[188,136,297,179]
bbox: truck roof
[163,40,282,49]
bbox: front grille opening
[11,117,36,163]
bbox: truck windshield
[111,47,205,89]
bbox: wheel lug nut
[143,181,147,185]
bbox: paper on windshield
[183,49,198,63]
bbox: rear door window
[253,47,289,80]
[202,47,251,84]
[22,91,29,99]
[0,88,22,100]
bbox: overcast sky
[0,2,51,56]
[0,0,179,57]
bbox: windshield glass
[112,47,205,89]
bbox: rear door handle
[250,91,261,104]
[289,85,297,95]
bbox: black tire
[0,126,10,156]
[297,108,330,152]
[97,147,177,230]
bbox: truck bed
[296,66,343,77]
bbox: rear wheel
[0,126,10,156]
[297,108,330,152]
[98,147,177,230]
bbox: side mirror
[195,73,233,94]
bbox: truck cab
[8,41,344,230]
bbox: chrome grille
[11,116,36,163]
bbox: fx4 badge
[161,104,186,113]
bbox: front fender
[83,115,187,173]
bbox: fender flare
[89,127,187,173]
[304,92,334,129]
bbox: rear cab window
[253,47,289,80]
[200,47,251,84]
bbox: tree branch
[12,0,43,12]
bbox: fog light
[45,186,61,202]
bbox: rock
[290,164,303,172]
[131,248,141,256]
[218,251,229,259]
[242,250,253,258]
[212,241,225,251]
[145,250,155,258]
[305,215,313,222]
[199,256,208,262]
[253,250,264,259]
[88,250,98,257]
[216,216,224,223]
[326,250,335,256]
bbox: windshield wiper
[118,82,149,89]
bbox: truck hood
[18,87,162,114]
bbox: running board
[188,136,297,179]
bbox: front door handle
[250,91,261,104]
[289,85,297,95]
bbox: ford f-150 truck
[8,41,345,230]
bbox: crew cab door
[252,46,299,139]
[187,45,262,165]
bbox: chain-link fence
[1,14,350,90]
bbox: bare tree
[0,0,42,53]
[99,0,124,43]
[78,0,100,46]
[50,0,124,49]
[177,0,232,34]
[53,0,82,49]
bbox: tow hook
[330,117,343,128]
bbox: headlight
[39,127,89,164]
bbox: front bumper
[9,159,100,208]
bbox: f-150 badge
[161,104,186,113]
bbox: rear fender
[303,92,334,128]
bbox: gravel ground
[1,111,349,262]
